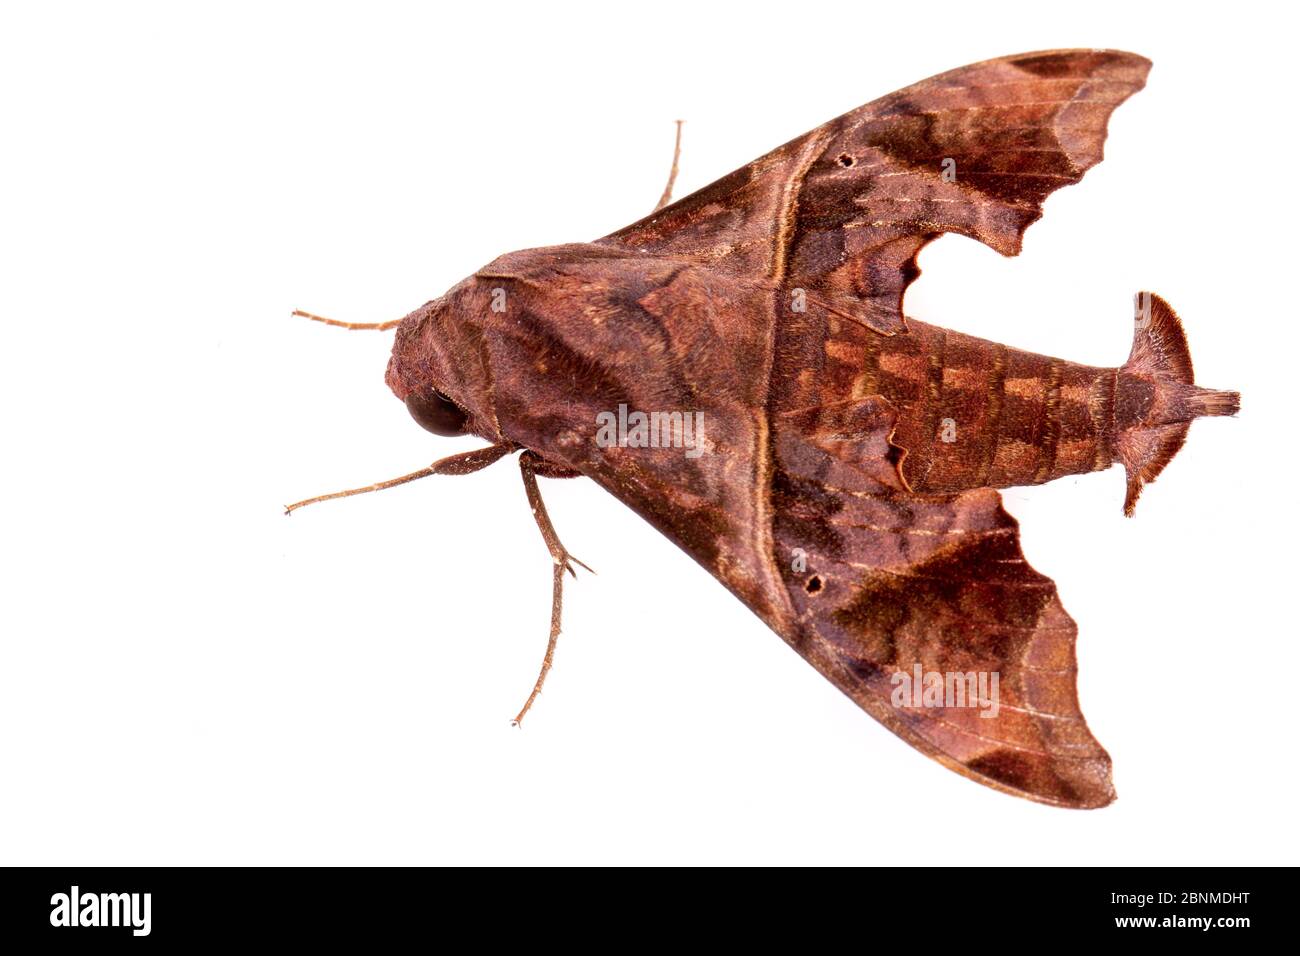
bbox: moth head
[383,292,502,443]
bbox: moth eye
[405,388,468,436]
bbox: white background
[2,1,1294,865]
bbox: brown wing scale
[602,50,1150,334]
[771,397,1114,807]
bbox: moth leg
[513,451,593,726]
[525,458,584,480]
[284,443,513,514]
[652,120,684,213]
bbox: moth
[289,50,1238,808]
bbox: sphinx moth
[289,50,1238,808]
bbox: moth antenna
[512,452,593,726]
[284,444,514,515]
[652,120,684,213]
[292,309,402,331]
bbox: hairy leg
[284,443,513,514]
[512,451,593,725]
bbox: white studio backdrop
[1,1,1293,865]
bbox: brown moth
[289,50,1238,808]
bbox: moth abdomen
[876,292,1238,515]
[880,320,1112,494]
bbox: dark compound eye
[405,388,468,436]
